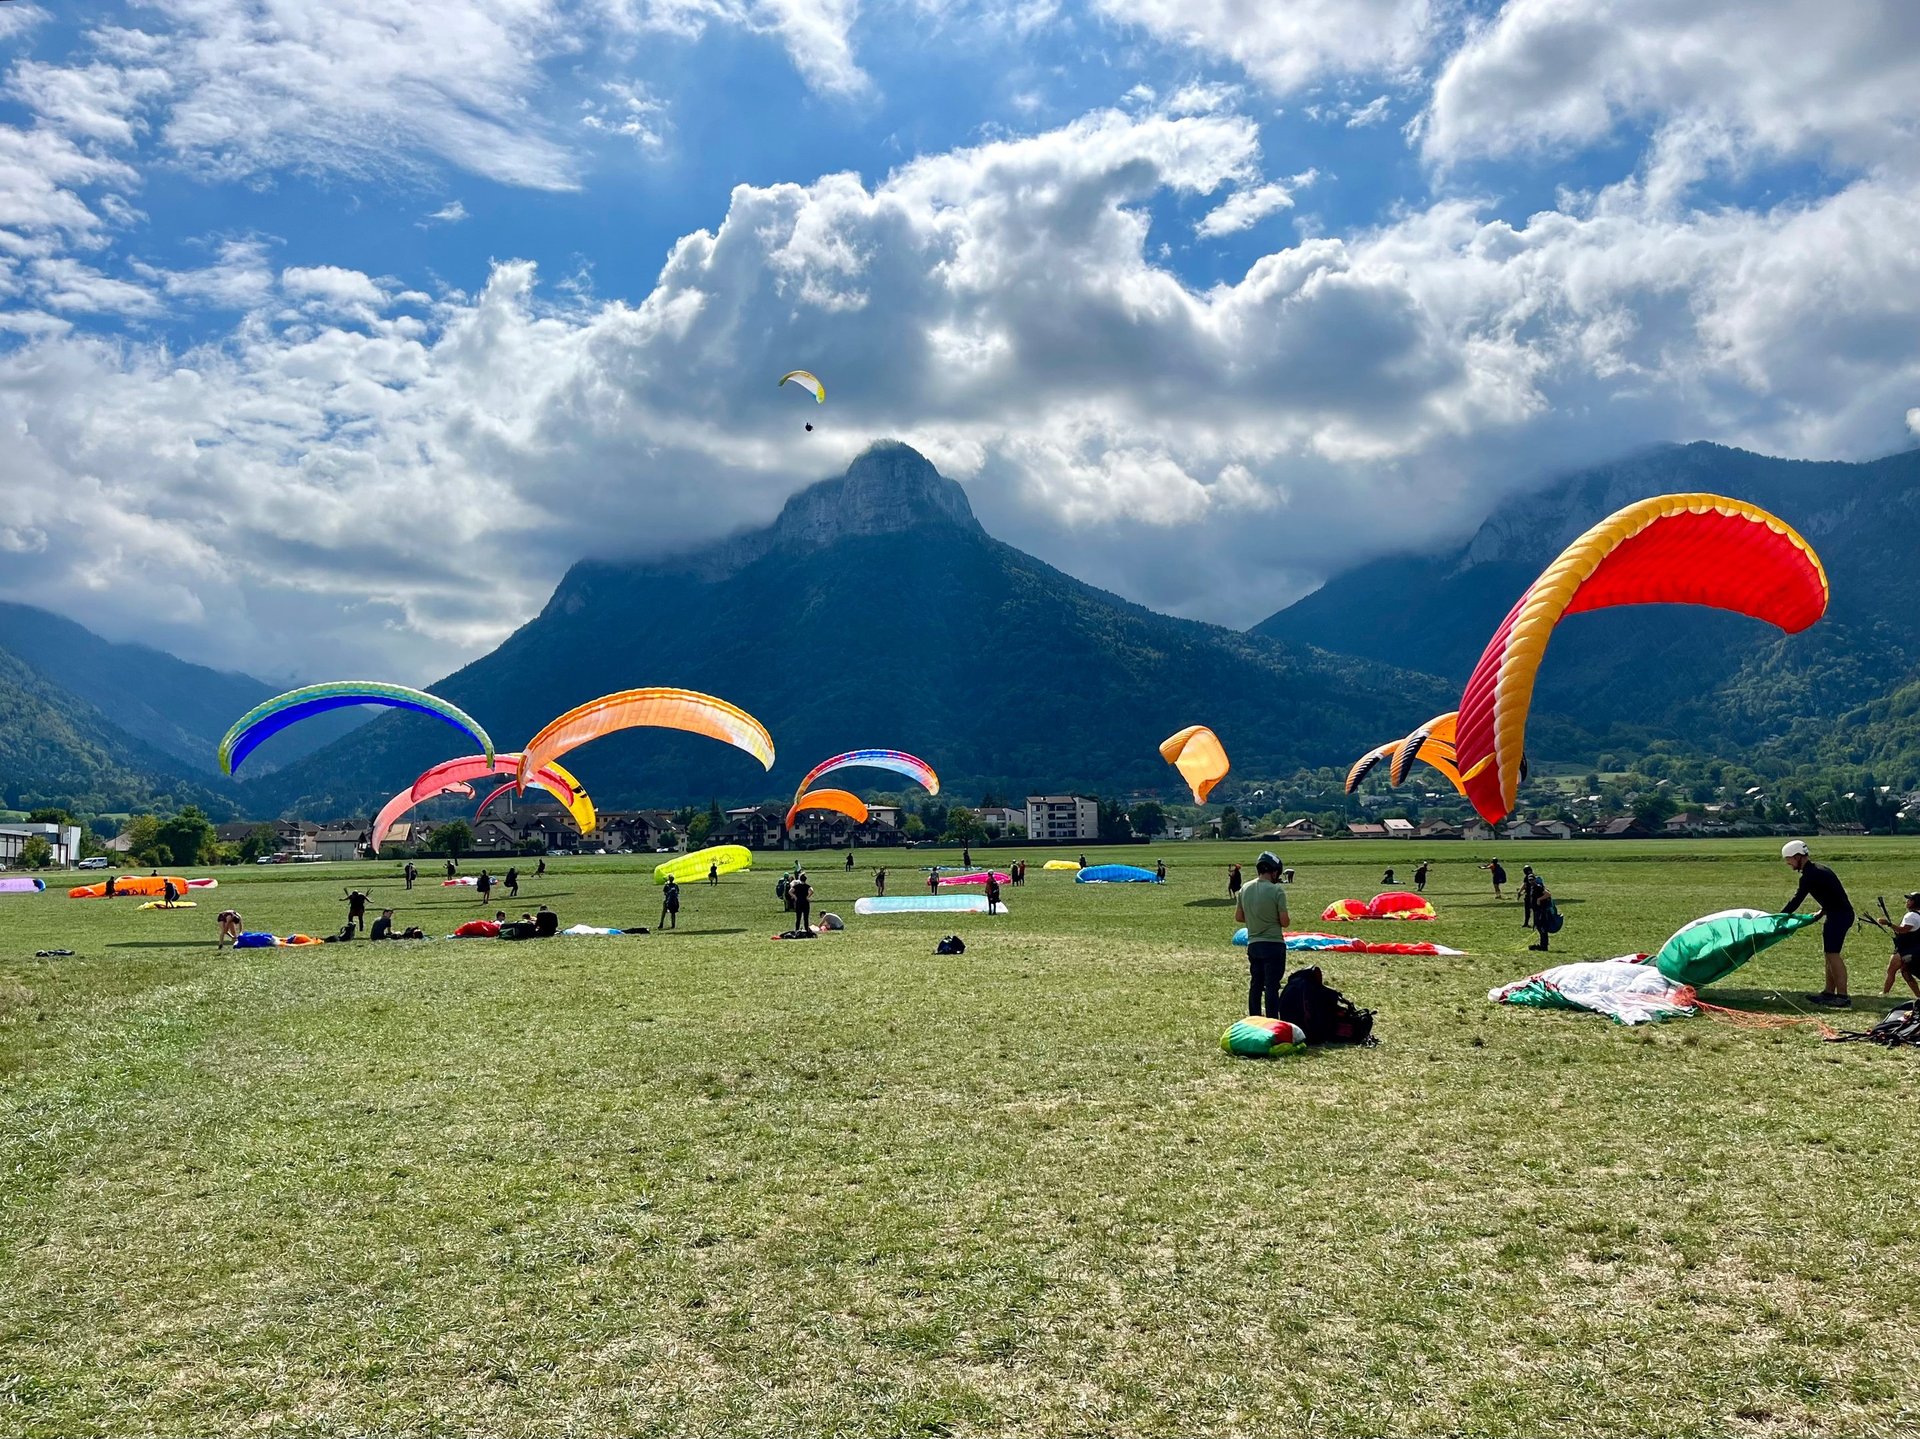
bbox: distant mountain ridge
[1255,441,1920,767]
[250,442,1451,815]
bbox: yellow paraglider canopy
[1159,725,1229,804]
[779,370,825,403]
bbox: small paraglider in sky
[780,369,823,431]
[1159,725,1229,804]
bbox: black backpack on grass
[1279,966,1377,1046]
[935,935,966,955]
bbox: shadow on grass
[1707,986,1909,1020]
[107,941,218,950]
[1185,898,1237,908]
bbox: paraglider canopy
[1159,725,1229,804]
[779,369,825,403]
[791,750,938,812]
[518,688,774,792]
[219,682,493,776]
[785,788,869,830]
[1456,494,1826,822]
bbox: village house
[1345,822,1388,839]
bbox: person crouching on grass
[1235,851,1290,1019]
[1883,891,1920,1006]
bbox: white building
[1025,795,1099,842]
[0,822,86,867]
[975,806,1027,836]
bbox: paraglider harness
[935,935,966,956]
[1537,896,1565,934]
[1825,1002,1920,1048]
[1278,967,1376,1046]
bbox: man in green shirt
[1235,851,1291,1018]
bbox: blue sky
[2,0,1917,681]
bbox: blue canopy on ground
[1075,864,1160,884]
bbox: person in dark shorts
[1528,881,1559,952]
[404,861,417,891]
[344,888,370,934]
[874,867,887,896]
[926,869,940,895]
[505,866,519,899]
[1235,851,1291,1018]
[790,871,813,934]
[984,872,1003,914]
[1781,840,1855,1007]
[1226,863,1243,899]
[660,877,680,930]
[216,909,243,947]
[446,859,457,880]
[1519,866,1538,927]
[536,857,547,877]
[1156,859,1167,881]
[163,877,181,905]
[1881,891,1920,1005]
[1413,860,1429,893]
[1483,857,1507,899]
[962,846,973,869]
[476,870,492,905]
[846,851,855,871]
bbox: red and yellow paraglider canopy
[1455,494,1827,823]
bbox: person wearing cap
[1882,891,1920,1005]
[1235,852,1292,1019]
[1780,840,1856,1008]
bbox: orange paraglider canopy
[1159,725,1230,804]
[1387,712,1459,788]
[518,688,774,791]
[785,788,869,830]
[1456,495,1827,823]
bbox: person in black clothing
[846,851,855,871]
[1519,866,1537,927]
[536,857,547,877]
[790,871,813,934]
[370,908,397,941]
[344,888,370,934]
[534,906,558,937]
[660,877,681,930]
[404,861,417,891]
[505,866,519,899]
[1381,868,1394,886]
[984,872,1003,914]
[962,846,973,869]
[446,859,457,880]
[708,861,719,885]
[1413,860,1429,893]
[926,869,939,895]
[1483,857,1507,899]
[1078,854,1088,870]
[1528,882,1557,951]
[1155,859,1167,881]
[1781,840,1855,1007]
[476,870,492,905]
[163,877,181,905]
[1226,863,1243,899]
[874,867,887,896]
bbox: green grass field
[3,839,1918,1436]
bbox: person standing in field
[1882,890,1920,1005]
[926,869,940,895]
[1781,840,1856,1008]
[790,870,813,934]
[446,858,457,880]
[344,888,370,934]
[1156,859,1167,881]
[536,857,547,878]
[1414,860,1430,893]
[1227,863,1243,900]
[1528,881,1560,951]
[404,861,417,891]
[1482,857,1507,899]
[984,871,1003,914]
[504,866,519,899]
[476,870,492,906]
[659,877,680,931]
[962,845,973,869]
[846,850,855,871]
[708,860,719,885]
[1235,851,1291,1019]
[1519,865,1538,928]
[874,867,887,896]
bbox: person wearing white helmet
[1780,840,1856,1008]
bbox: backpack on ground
[1278,966,1377,1046]
[1826,1003,1920,1047]
[935,935,966,955]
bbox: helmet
[1781,840,1810,858]
[1256,851,1282,873]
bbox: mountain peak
[768,440,978,548]
[619,441,981,584]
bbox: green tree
[1220,806,1243,839]
[902,814,927,840]
[944,807,985,845]
[687,811,714,844]
[430,821,473,859]
[123,814,161,863]
[155,807,217,868]
[214,842,244,866]
[1128,801,1167,837]
[27,807,73,826]
[1632,792,1677,828]
[707,798,723,829]
[19,835,53,869]
[239,824,281,863]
